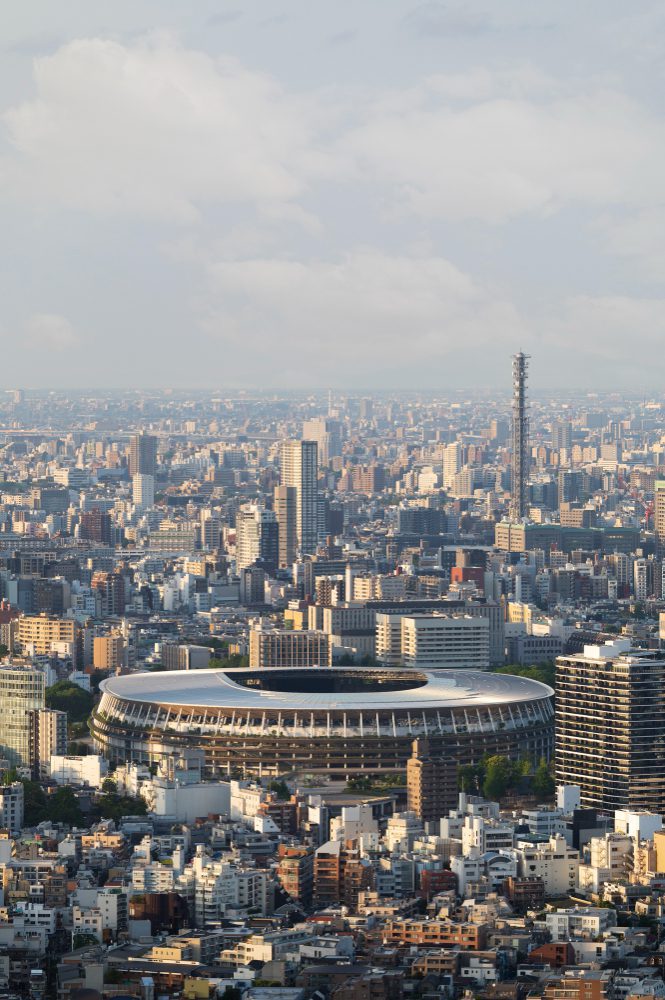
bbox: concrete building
[398,614,490,670]
[30,708,67,780]
[93,633,127,672]
[129,432,157,477]
[236,504,278,576]
[281,440,318,555]
[406,738,458,826]
[50,755,108,788]
[132,473,155,509]
[274,485,297,568]
[0,782,24,833]
[17,615,79,665]
[249,625,332,669]
[515,835,579,896]
[161,642,212,671]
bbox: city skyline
[2,1,665,388]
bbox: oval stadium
[91,666,554,780]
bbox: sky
[2,1,665,390]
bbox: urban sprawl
[0,364,663,1000]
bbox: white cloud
[334,83,664,224]
[1,35,320,222]
[26,313,80,351]
[203,249,526,383]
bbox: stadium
[91,666,554,780]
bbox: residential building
[556,641,665,813]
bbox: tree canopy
[46,680,94,724]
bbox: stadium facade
[91,666,554,780]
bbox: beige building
[30,707,68,779]
[93,633,127,672]
[249,626,332,669]
[17,615,79,666]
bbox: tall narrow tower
[510,352,529,521]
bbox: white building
[515,834,579,897]
[132,473,155,510]
[379,613,490,670]
[50,755,107,788]
[545,906,617,941]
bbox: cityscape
[3,4,665,1000]
[0,369,660,1000]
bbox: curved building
[91,666,553,779]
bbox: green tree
[22,780,48,825]
[532,758,555,800]
[46,681,93,724]
[494,662,556,688]
[95,791,147,822]
[268,780,290,801]
[482,755,513,801]
[49,786,84,826]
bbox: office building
[235,504,278,576]
[249,625,332,668]
[274,485,297,568]
[132,473,155,509]
[0,665,46,766]
[129,432,157,476]
[556,640,665,813]
[302,416,342,466]
[378,612,490,670]
[30,708,68,780]
[280,439,318,555]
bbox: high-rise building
[551,420,572,452]
[91,572,126,616]
[274,485,297,568]
[129,433,157,477]
[556,640,665,813]
[655,480,665,560]
[30,707,68,780]
[407,738,458,826]
[79,509,113,544]
[132,473,155,509]
[235,504,278,576]
[302,417,342,466]
[442,443,461,490]
[510,352,529,520]
[280,439,318,555]
[0,665,46,767]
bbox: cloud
[3,37,664,232]
[1,35,320,222]
[333,82,664,224]
[26,313,80,351]
[203,249,526,384]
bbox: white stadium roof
[100,666,553,713]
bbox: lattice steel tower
[510,352,529,520]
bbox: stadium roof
[100,667,553,712]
